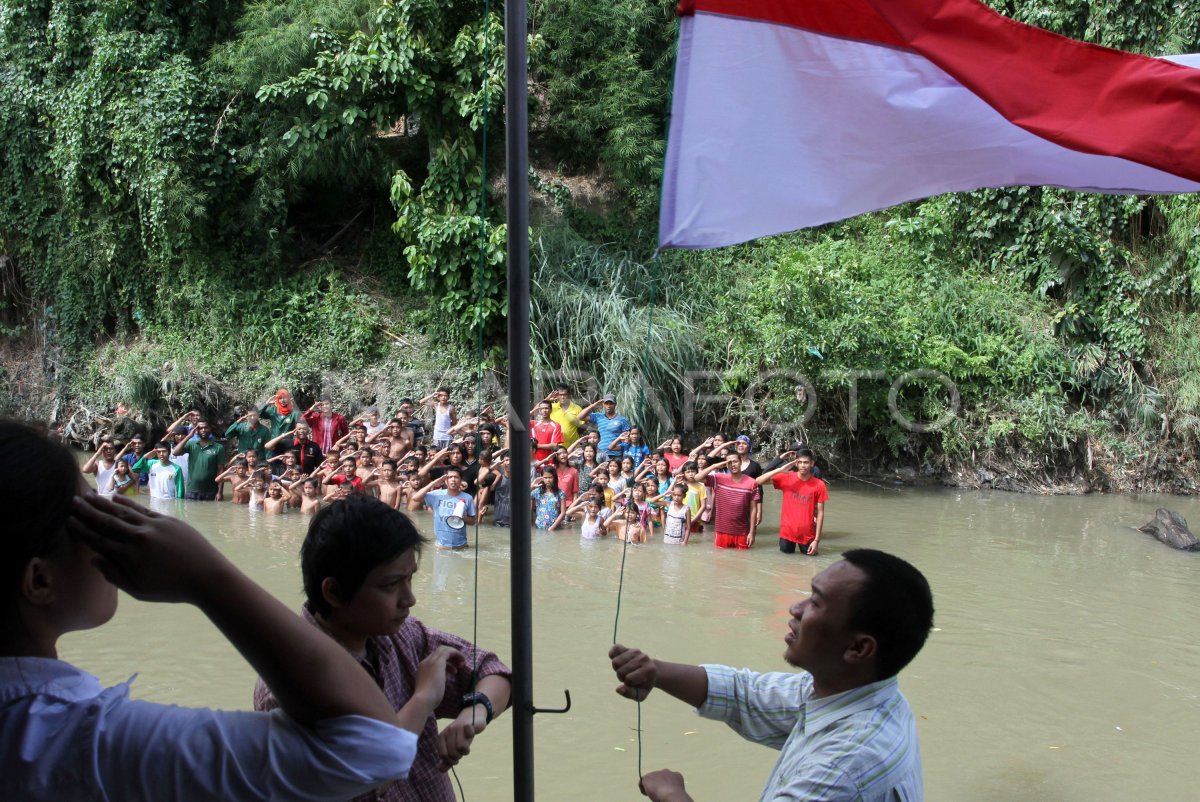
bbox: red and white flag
[659,0,1200,249]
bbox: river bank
[7,331,1199,498]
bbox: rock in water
[1138,508,1200,551]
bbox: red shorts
[714,531,750,549]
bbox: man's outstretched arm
[609,644,708,709]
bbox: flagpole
[504,0,534,799]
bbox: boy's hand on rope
[437,713,480,771]
[640,769,692,802]
[610,644,656,700]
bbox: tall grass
[530,228,705,436]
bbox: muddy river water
[64,482,1200,800]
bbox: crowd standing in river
[83,384,829,555]
[6,416,931,801]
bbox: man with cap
[576,394,631,460]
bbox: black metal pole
[504,0,533,800]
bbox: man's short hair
[443,466,463,478]
[301,494,427,617]
[555,382,570,392]
[842,549,934,680]
[795,448,815,460]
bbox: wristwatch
[460,691,495,723]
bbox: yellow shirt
[550,401,584,446]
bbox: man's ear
[20,557,58,607]
[844,632,877,666]
[320,577,345,609]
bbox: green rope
[457,5,494,800]
[467,0,492,703]
[611,249,663,782]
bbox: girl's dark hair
[538,466,560,494]
[301,494,427,617]
[2,421,81,624]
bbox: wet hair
[443,466,463,479]
[538,467,560,494]
[301,494,427,617]
[841,549,934,680]
[1,421,81,627]
[382,459,398,470]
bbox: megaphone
[445,499,468,529]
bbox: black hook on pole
[532,689,572,716]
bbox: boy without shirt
[373,460,405,510]
[376,418,414,461]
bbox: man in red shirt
[304,399,350,454]
[757,448,827,555]
[530,401,564,463]
[696,453,759,549]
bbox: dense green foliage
[5,0,1200,488]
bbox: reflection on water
[63,482,1200,800]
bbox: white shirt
[698,665,923,801]
[0,657,418,802]
[147,459,181,499]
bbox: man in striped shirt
[610,549,933,801]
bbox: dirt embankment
[6,337,1199,496]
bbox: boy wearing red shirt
[757,448,827,555]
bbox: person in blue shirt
[409,467,478,550]
[612,425,651,468]
[610,549,934,802]
[575,394,630,459]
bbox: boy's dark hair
[841,549,934,680]
[443,466,463,478]
[400,397,414,406]
[301,494,427,617]
[1,421,79,627]
[383,459,398,469]
[154,441,170,451]
[682,460,698,472]
[438,386,451,394]
[555,382,570,392]
[795,448,815,460]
